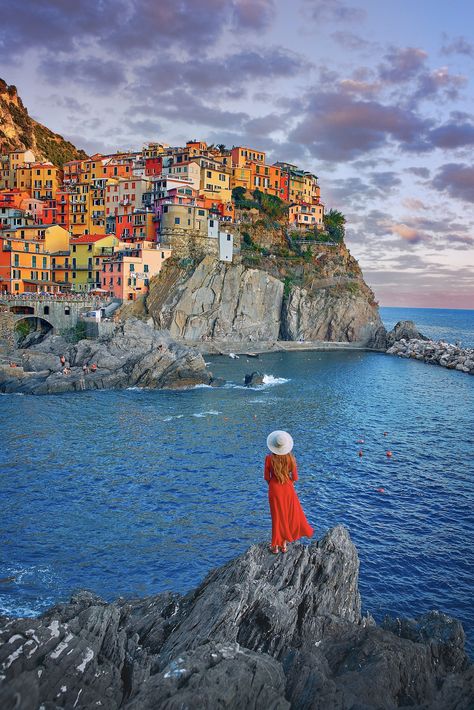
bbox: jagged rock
[281,285,384,345]
[1,526,472,709]
[386,320,428,347]
[244,371,265,386]
[152,256,284,343]
[0,318,214,394]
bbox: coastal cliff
[140,236,384,346]
[1,526,472,709]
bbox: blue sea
[1,308,473,656]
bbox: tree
[217,143,227,152]
[232,186,247,204]
[323,209,346,242]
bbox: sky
[1,0,473,308]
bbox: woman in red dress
[264,430,314,554]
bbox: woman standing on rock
[264,431,314,554]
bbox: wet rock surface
[1,526,472,709]
[0,318,213,394]
[244,371,265,386]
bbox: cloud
[402,198,427,211]
[378,47,427,84]
[0,0,276,61]
[135,89,249,130]
[289,90,432,161]
[331,31,375,51]
[369,171,401,191]
[132,47,309,95]
[38,56,127,92]
[302,0,366,23]
[432,163,474,203]
[232,0,275,30]
[428,118,474,149]
[413,67,467,102]
[441,35,474,58]
[388,223,430,244]
[405,166,430,179]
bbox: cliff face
[146,238,385,346]
[0,79,86,166]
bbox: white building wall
[208,217,219,238]
[219,231,233,262]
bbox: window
[72,245,76,252]
[209,220,214,227]
[144,264,149,273]
[32,256,37,267]
[72,272,76,278]
[206,171,211,178]
[174,217,180,225]
[42,257,47,268]
[198,209,205,216]
[88,272,92,279]
[161,251,165,258]
[129,264,134,272]
[65,307,70,315]
[227,235,231,241]
[88,244,92,251]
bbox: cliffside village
[0,141,324,301]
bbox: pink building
[101,241,171,300]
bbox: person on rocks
[90,363,97,373]
[60,355,66,366]
[264,431,314,554]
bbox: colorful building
[101,241,171,301]
[70,234,119,292]
[0,224,70,294]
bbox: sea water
[1,308,473,655]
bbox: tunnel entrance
[14,317,53,347]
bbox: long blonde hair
[270,453,295,483]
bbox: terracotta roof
[70,234,111,244]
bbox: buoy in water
[357,439,364,444]
[383,432,388,436]
[386,451,392,458]
[377,487,385,493]
[358,450,363,457]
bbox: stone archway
[14,316,54,347]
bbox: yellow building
[231,165,252,192]
[70,234,119,292]
[69,183,90,236]
[29,163,61,200]
[231,146,265,166]
[197,159,231,203]
[1,225,70,294]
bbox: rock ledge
[1,526,472,709]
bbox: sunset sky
[1,0,473,308]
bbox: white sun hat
[267,430,294,455]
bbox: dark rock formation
[386,320,428,347]
[0,318,214,394]
[244,371,265,386]
[0,526,472,709]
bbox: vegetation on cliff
[0,79,86,167]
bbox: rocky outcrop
[0,526,472,709]
[147,253,384,346]
[244,371,265,386]
[0,79,86,166]
[386,320,428,347]
[387,338,474,374]
[151,256,284,343]
[281,284,383,343]
[0,318,213,394]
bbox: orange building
[0,224,70,294]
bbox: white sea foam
[192,383,214,389]
[162,414,184,421]
[192,410,221,417]
[224,374,289,390]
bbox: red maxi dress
[264,454,314,548]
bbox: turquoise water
[1,309,473,656]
